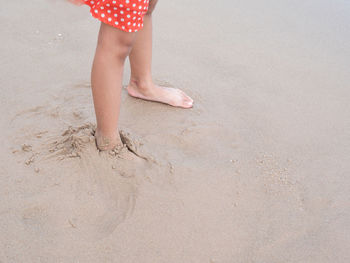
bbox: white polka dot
[101,13,105,17]
[94,9,98,13]
[114,13,118,17]
[127,22,131,25]
[120,10,124,14]
[107,10,111,13]
[108,17,112,21]
[122,26,125,29]
[119,4,123,7]
[127,14,131,18]
[121,18,124,21]
[115,21,119,25]
[129,29,132,32]
[132,4,136,7]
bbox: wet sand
[1,0,350,262]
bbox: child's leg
[91,22,136,151]
[127,5,194,108]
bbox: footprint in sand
[21,205,50,234]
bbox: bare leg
[127,8,194,108]
[91,22,137,151]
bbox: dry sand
[1,0,350,262]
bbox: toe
[183,100,193,108]
[183,93,193,103]
[179,92,193,108]
[185,97,193,103]
[180,91,193,102]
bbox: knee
[97,26,135,60]
[113,38,134,60]
[99,37,133,61]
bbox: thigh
[146,0,159,15]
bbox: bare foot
[126,80,194,108]
[94,129,123,151]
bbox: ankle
[129,78,153,91]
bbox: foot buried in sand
[94,128,148,161]
[126,80,194,108]
[94,129,124,152]
[40,123,149,163]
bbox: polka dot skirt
[83,0,149,32]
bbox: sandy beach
[1,0,350,262]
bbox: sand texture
[1,0,350,262]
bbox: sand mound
[10,122,163,239]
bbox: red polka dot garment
[83,0,150,32]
